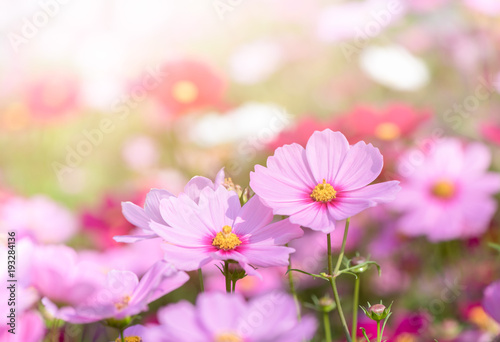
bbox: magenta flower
[42,261,188,324]
[394,139,500,241]
[250,129,400,233]
[146,292,317,342]
[150,186,303,276]
[116,168,225,243]
[483,280,500,324]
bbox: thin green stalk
[224,261,231,293]
[120,329,125,342]
[333,218,350,275]
[287,244,301,320]
[327,217,352,342]
[198,268,204,292]
[330,279,352,342]
[352,277,360,342]
[376,321,381,342]
[323,311,332,342]
[232,279,236,292]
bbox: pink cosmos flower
[31,244,105,306]
[394,139,500,241]
[0,310,45,342]
[146,292,317,342]
[79,237,165,276]
[483,280,500,324]
[42,261,188,324]
[116,168,225,243]
[151,186,303,276]
[250,129,400,233]
[0,195,78,244]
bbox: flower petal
[248,218,303,245]
[233,195,274,236]
[121,202,150,230]
[305,129,349,183]
[145,189,175,224]
[334,141,383,190]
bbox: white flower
[359,44,430,91]
[189,103,292,147]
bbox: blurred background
[1,0,500,341]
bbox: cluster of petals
[251,129,400,233]
[150,186,303,276]
[393,139,500,241]
[144,292,317,342]
[42,261,188,324]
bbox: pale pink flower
[250,129,400,233]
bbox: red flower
[340,104,431,142]
[80,194,144,250]
[480,122,500,146]
[151,59,227,116]
[26,73,80,122]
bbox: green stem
[352,276,360,342]
[198,268,204,292]
[232,279,236,292]
[224,261,231,293]
[330,279,352,342]
[377,321,381,342]
[287,244,301,321]
[327,218,352,342]
[323,311,332,342]
[120,329,125,342]
[333,217,350,276]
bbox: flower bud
[350,256,369,273]
[361,301,392,322]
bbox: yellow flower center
[375,122,401,141]
[115,337,142,342]
[469,306,500,334]
[432,180,455,199]
[310,179,337,202]
[212,226,242,251]
[114,295,131,311]
[171,80,198,103]
[215,332,243,342]
[3,102,29,131]
[395,333,417,342]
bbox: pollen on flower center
[172,80,198,103]
[310,179,337,202]
[375,122,401,141]
[215,332,243,342]
[212,225,242,251]
[114,337,142,342]
[114,295,131,311]
[432,180,455,199]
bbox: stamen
[115,336,143,342]
[114,337,142,342]
[375,122,401,141]
[431,180,455,199]
[114,295,131,311]
[215,332,243,342]
[212,226,242,251]
[310,179,337,202]
[172,81,198,103]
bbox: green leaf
[285,269,330,281]
[489,242,500,252]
